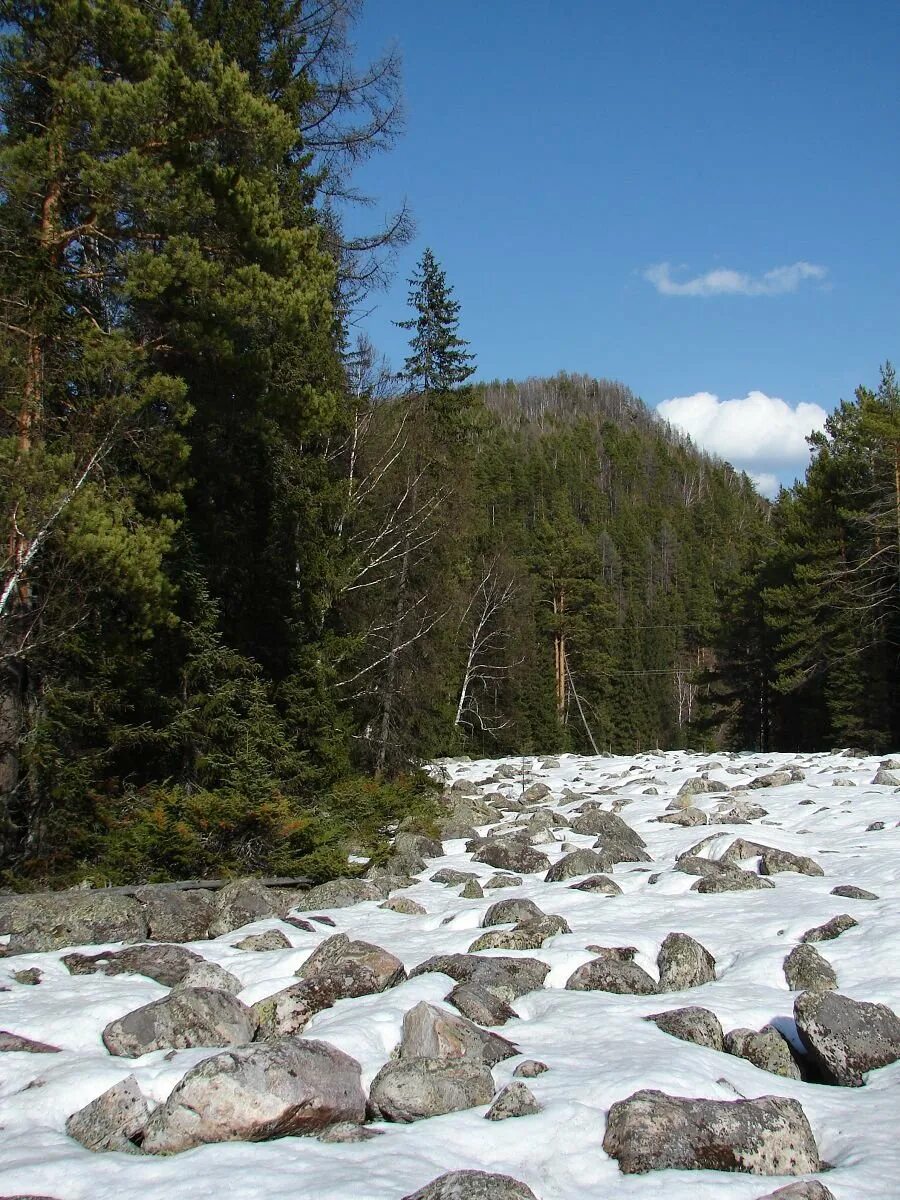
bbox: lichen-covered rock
[656,932,716,991]
[1,891,147,953]
[794,989,900,1086]
[293,878,385,910]
[0,1030,61,1053]
[400,1169,539,1200]
[645,1007,724,1051]
[367,1056,495,1123]
[471,840,551,875]
[460,879,484,899]
[175,960,243,995]
[759,849,824,877]
[207,879,277,938]
[800,914,858,943]
[380,897,428,915]
[544,849,608,882]
[447,983,517,1026]
[693,871,775,893]
[399,1001,517,1065]
[753,1183,835,1199]
[658,808,708,827]
[63,943,205,987]
[602,1088,820,1175]
[430,869,479,887]
[65,1076,149,1154]
[134,886,213,942]
[142,1038,365,1153]
[566,956,657,995]
[568,874,622,895]
[295,932,405,991]
[676,777,725,797]
[830,884,878,900]
[483,873,524,889]
[485,1081,541,1121]
[783,945,838,992]
[233,929,292,952]
[514,1059,549,1078]
[570,809,647,850]
[467,915,569,953]
[748,770,794,789]
[102,987,256,1057]
[725,1026,802,1079]
[252,962,379,1038]
[409,954,549,1001]
[482,898,544,927]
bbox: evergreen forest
[1,1,897,887]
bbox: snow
[2,750,900,1198]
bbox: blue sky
[346,1,899,494]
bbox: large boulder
[566,956,656,995]
[759,849,824,877]
[570,809,647,851]
[175,960,242,995]
[401,1171,538,1200]
[293,878,385,910]
[471,839,551,875]
[62,944,205,987]
[753,1184,835,1199]
[0,1030,61,1053]
[693,872,774,893]
[544,849,608,882]
[447,983,517,1026]
[602,1089,820,1175]
[724,1026,802,1079]
[367,1056,494,1123]
[207,879,277,937]
[399,1002,517,1066]
[830,884,878,900]
[252,962,379,1039]
[410,954,549,1001]
[468,915,569,953]
[783,945,837,992]
[1,891,147,953]
[234,929,292,951]
[482,898,545,927]
[485,1081,541,1121]
[656,933,716,991]
[65,1076,149,1154]
[800,915,858,944]
[645,1007,724,1051]
[142,1038,365,1153]
[102,987,256,1057]
[135,886,214,942]
[295,932,405,991]
[794,989,900,1086]
[568,875,622,895]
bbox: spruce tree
[397,248,476,395]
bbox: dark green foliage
[397,248,476,395]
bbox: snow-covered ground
[2,750,900,1199]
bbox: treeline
[705,364,900,753]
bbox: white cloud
[749,472,780,499]
[644,261,828,297]
[657,390,828,471]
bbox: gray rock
[485,1081,540,1121]
[142,1038,366,1152]
[482,898,545,927]
[380,897,428,915]
[872,768,900,785]
[253,962,379,1038]
[431,869,479,886]
[645,1007,724,1051]
[675,854,727,878]
[759,850,824,877]
[399,1001,517,1065]
[460,879,484,899]
[175,960,243,994]
[409,954,549,1001]
[296,933,405,991]
[12,967,41,984]
[207,879,278,938]
[283,916,316,932]
[472,840,551,874]
[590,840,652,868]
[801,914,858,943]
[794,988,900,1086]
[483,873,523,889]
[0,1029,61,1053]
[233,929,292,951]
[293,878,385,910]
[367,1056,495,1123]
[658,808,708,827]
[62,943,205,987]
[712,800,769,823]
[447,983,517,1026]
[545,848,608,882]
[676,777,725,797]
[1,891,148,954]
[570,809,647,850]
[135,886,213,942]
[65,1076,149,1154]
[718,837,772,865]
[566,956,657,995]
[830,884,878,900]
[102,987,256,1057]
[513,1060,548,1080]
[783,945,838,992]
[392,832,443,872]
[657,932,716,991]
[568,874,622,895]
[450,778,480,795]
[523,781,551,802]
[602,1088,820,1175]
[725,1026,802,1079]
[693,871,775,893]
[748,770,794,789]
[400,1170,538,1200]
[317,1122,382,1143]
[468,915,569,953]
[753,1184,835,1199]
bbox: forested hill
[339,371,769,775]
